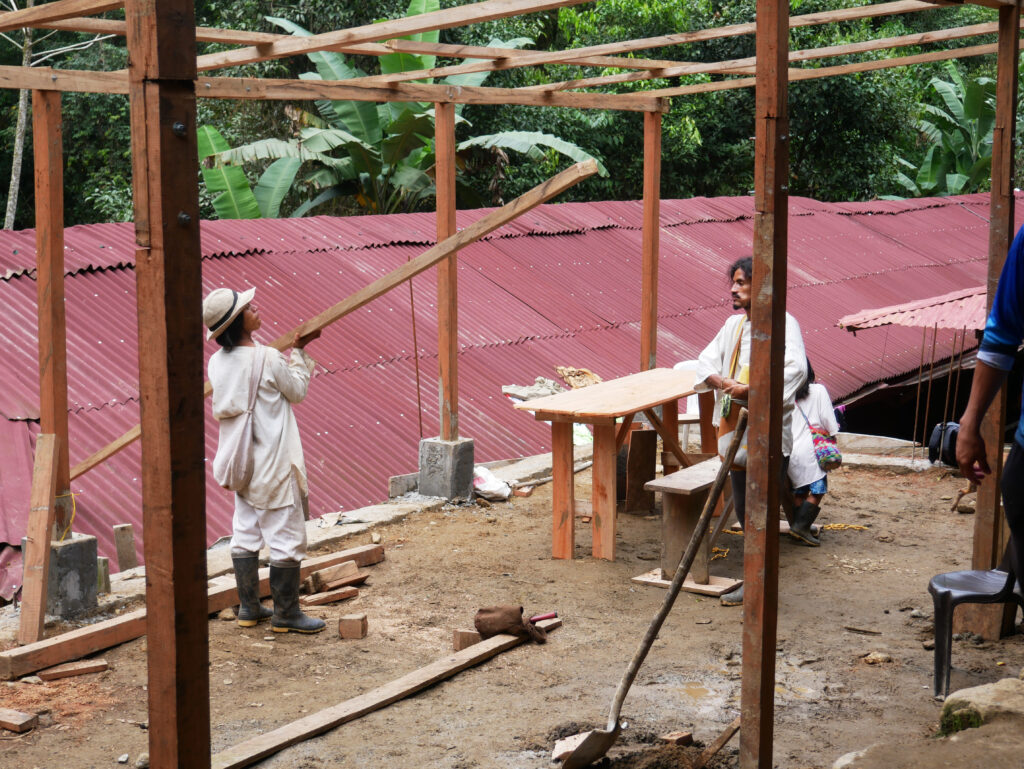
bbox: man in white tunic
[694,257,807,605]
[204,287,326,634]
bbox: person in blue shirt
[957,225,1024,581]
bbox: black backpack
[928,422,959,466]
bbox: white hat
[203,287,255,340]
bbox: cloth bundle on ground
[474,605,547,643]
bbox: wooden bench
[632,457,742,597]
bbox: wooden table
[515,368,704,561]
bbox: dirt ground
[4,461,1024,769]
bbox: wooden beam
[194,0,595,72]
[210,617,562,769]
[17,435,60,646]
[69,161,599,481]
[436,101,459,441]
[640,111,661,372]
[0,544,384,680]
[647,39,1015,98]
[32,88,72,532]
[740,0,789,764]
[960,0,1020,641]
[551,421,575,559]
[0,0,122,33]
[356,0,940,86]
[125,2,208,766]
[529,21,1008,92]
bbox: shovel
[561,409,747,769]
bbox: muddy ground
[4,461,1024,769]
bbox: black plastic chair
[928,569,1024,697]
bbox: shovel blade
[560,725,621,769]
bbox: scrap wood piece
[37,658,109,681]
[211,617,562,769]
[300,587,357,607]
[309,560,357,593]
[322,571,369,591]
[0,543,384,680]
[18,434,60,646]
[693,716,740,769]
[0,706,38,733]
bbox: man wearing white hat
[203,287,325,634]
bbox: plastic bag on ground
[473,465,512,501]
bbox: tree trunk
[4,7,33,231]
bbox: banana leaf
[254,158,302,218]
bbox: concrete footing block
[418,437,474,500]
[22,532,98,619]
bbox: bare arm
[956,361,1009,483]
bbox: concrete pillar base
[418,437,475,500]
[22,532,98,619]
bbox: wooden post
[33,89,71,534]
[551,421,575,559]
[741,0,789,765]
[592,423,617,560]
[18,435,59,646]
[435,101,459,440]
[125,1,210,766]
[640,111,661,371]
[113,523,138,571]
[959,1,1019,641]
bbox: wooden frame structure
[2,0,1018,766]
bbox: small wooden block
[322,571,370,591]
[631,569,742,597]
[113,523,137,571]
[339,613,368,639]
[37,658,109,681]
[513,485,534,497]
[309,560,358,593]
[299,587,358,607]
[552,731,590,761]
[660,730,694,746]
[0,706,38,733]
[453,629,482,651]
[96,556,111,594]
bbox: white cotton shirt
[693,312,807,456]
[788,382,840,488]
[209,344,315,510]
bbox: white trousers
[230,477,308,563]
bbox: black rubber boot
[270,563,326,634]
[789,501,822,547]
[232,553,272,627]
[720,584,744,606]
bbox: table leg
[661,398,680,476]
[551,421,575,560]
[661,491,710,584]
[592,423,617,561]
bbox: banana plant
[207,0,606,217]
[889,62,995,198]
[197,125,302,219]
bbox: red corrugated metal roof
[1,192,1019,569]
[838,285,988,332]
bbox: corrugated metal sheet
[838,285,988,332]
[2,192,1021,569]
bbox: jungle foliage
[0,0,1018,227]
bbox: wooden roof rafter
[526,20,1014,92]
[352,0,946,87]
[0,0,121,33]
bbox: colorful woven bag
[798,404,842,471]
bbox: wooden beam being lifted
[354,0,941,86]
[0,0,122,34]
[194,0,595,72]
[68,160,599,481]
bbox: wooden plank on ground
[300,587,358,607]
[211,617,562,769]
[37,658,108,681]
[18,434,60,646]
[308,560,357,593]
[0,707,38,733]
[0,544,384,680]
[322,571,369,591]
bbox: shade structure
[838,285,987,332]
